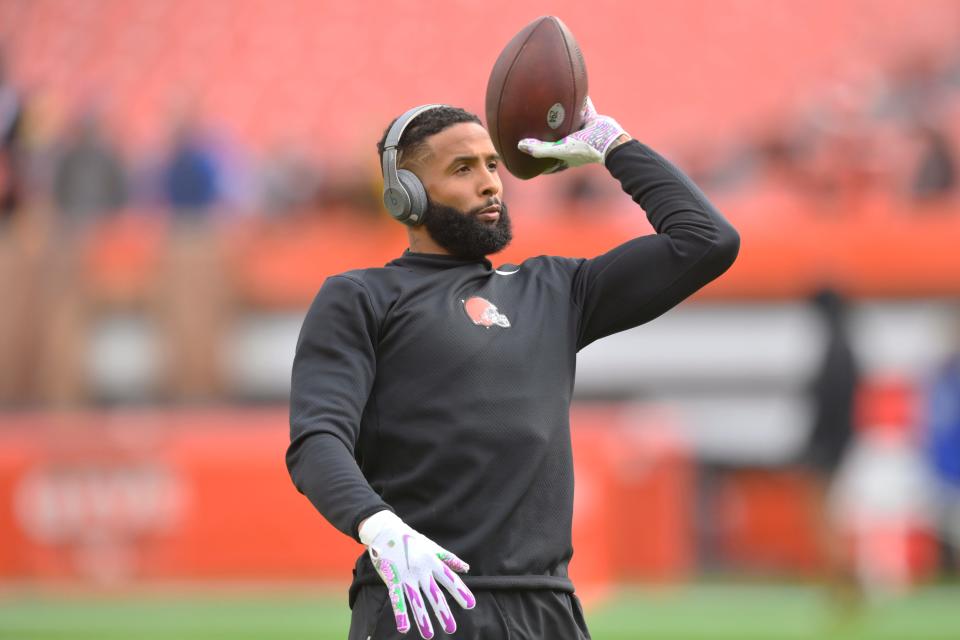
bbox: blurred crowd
[3,43,959,235]
[683,48,960,210]
[0,62,385,232]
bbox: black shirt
[286,141,739,602]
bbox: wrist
[358,509,402,545]
[603,133,632,159]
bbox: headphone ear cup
[397,169,428,225]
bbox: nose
[478,169,501,198]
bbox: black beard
[422,198,512,260]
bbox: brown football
[485,16,589,180]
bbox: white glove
[359,510,475,638]
[518,97,628,171]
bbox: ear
[395,169,428,225]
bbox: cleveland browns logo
[462,296,511,328]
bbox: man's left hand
[518,97,630,171]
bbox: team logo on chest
[462,296,511,328]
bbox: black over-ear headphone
[381,104,447,226]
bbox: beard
[422,197,512,260]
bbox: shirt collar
[387,250,492,271]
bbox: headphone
[381,104,447,226]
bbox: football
[485,16,589,179]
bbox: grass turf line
[1,584,959,639]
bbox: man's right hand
[359,510,475,639]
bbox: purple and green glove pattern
[359,510,476,638]
[518,97,629,171]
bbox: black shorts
[347,585,591,640]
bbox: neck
[407,227,450,255]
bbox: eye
[455,165,471,174]
[487,160,499,171]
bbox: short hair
[377,106,482,169]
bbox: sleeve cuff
[603,138,640,168]
[357,509,401,545]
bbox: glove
[359,510,476,639]
[518,97,628,171]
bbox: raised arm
[573,139,739,348]
[519,99,739,349]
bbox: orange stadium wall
[81,202,960,313]
[0,406,693,592]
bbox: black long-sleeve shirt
[287,141,739,603]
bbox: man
[797,287,862,609]
[287,99,739,639]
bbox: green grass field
[1,583,958,639]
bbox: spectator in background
[52,109,127,225]
[0,47,24,223]
[32,107,129,406]
[909,118,957,202]
[161,113,222,219]
[797,287,862,609]
[922,313,960,575]
[803,288,861,477]
[153,108,231,402]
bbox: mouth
[476,204,501,223]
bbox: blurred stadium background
[1,0,960,638]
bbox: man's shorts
[347,585,591,640]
